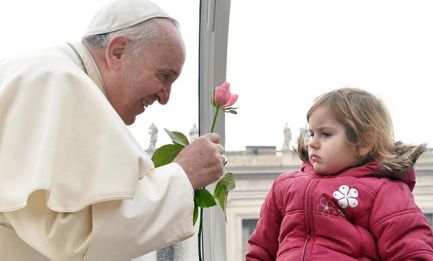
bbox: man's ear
[105,35,128,70]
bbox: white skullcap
[84,0,171,36]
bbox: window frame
[198,0,231,260]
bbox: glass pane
[0,1,199,260]
[131,1,200,261]
[157,245,174,261]
[225,0,433,260]
[242,219,258,261]
[0,0,199,150]
[226,0,433,151]
[425,213,433,228]
[0,1,106,57]
[129,1,199,150]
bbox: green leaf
[151,144,184,167]
[193,201,198,225]
[213,182,227,210]
[213,173,236,221]
[218,172,236,191]
[194,188,217,208]
[164,128,189,147]
[223,107,238,114]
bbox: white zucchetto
[84,0,170,36]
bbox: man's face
[105,23,185,125]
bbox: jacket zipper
[301,177,316,260]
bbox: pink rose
[213,82,238,107]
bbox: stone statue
[147,123,158,152]
[189,124,199,142]
[282,123,292,151]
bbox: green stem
[210,105,220,132]
[198,105,220,260]
[198,207,203,261]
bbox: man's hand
[173,133,225,189]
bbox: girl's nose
[308,135,319,149]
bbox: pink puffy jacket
[247,161,433,260]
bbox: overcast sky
[1,0,432,151]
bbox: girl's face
[307,105,359,175]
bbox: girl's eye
[322,132,332,137]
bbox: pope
[0,0,226,260]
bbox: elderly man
[0,0,225,260]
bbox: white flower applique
[333,185,359,208]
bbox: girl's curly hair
[296,88,426,174]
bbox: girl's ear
[358,142,371,158]
[359,147,369,157]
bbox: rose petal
[214,82,231,106]
[224,94,238,107]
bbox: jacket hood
[379,141,426,174]
[301,142,426,191]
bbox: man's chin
[123,116,136,125]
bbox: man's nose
[157,85,171,105]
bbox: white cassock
[0,42,194,260]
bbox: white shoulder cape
[0,43,154,212]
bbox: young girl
[246,88,433,260]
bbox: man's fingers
[204,133,220,144]
[174,132,227,189]
[216,144,224,154]
[222,155,228,166]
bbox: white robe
[0,42,194,260]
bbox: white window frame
[198,0,231,260]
